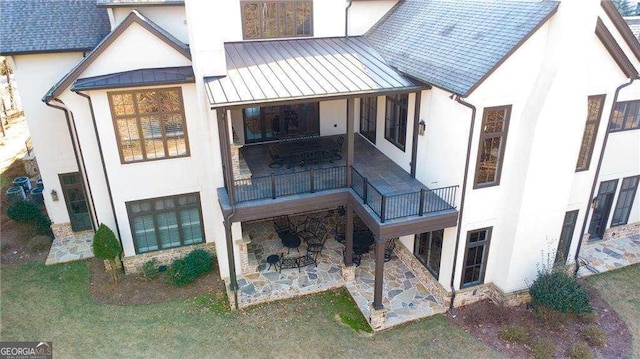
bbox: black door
[59,172,93,231]
[588,179,618,240]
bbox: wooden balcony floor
[237,134,428,196]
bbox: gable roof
[596,18,638,78]
[365,0,559,96]
[44,10,191,101]
[601,0,640,63]
[0,0,110,55]
[72,66,194,91]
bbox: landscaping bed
[450,284,632,358]
[89,257,226,306]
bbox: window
[108,88,189,163]
[576,95,606,171]
[610,100,640,131]
[360,96,377,143]
[384,94,408,151]
[243,102,319,143]
[241,1,312,40]
[474,106,511,187]
[127,193,204,254]
[554,210,579,267]
[414,230,444,279]
[612,176,640,226]
[461,227,492,288]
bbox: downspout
[224,208,239,310]
[45,98,98,232]
[345,0,353,37]
[74,91,122,243]
[574,78,636,275]
[449,95,477,316]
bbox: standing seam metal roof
[72,66,194,91]
[0,0,110,55]
[204,37,425,108]
[365,0,559,96]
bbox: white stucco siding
[80,21,191,79]
[11,53,86,225]
[111,6,189,44]
[347,1,397,36]
[319,99,347,136]
[370,93,415,173]
[312,0,348,37]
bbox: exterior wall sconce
[591,197,599,209]
[418,120,426,136]
[51,189,58,202]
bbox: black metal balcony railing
[350,167,458,222]
[231,165,458,222]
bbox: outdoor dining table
[278,137,341,167]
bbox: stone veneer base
[122,242,217,274]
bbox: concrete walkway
[578,234,640,277]
[45,232,94,265]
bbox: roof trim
[43,10,190,101]
[463,3,558,97]
[97,1,184,7]
[595,17,639,78]
[601,0,640,63]
[1,48,94,56]
[71,66,194,91]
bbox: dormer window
[241,1,313,40]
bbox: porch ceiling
[204,37,427,109]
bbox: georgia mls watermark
[0,342,52,359]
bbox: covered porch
[231,211,448,330]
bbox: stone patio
[578,233,640,277]
[235,212,447,330]
[45,232,94,265]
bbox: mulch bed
[449,284,632,358]
[89,258,226,305]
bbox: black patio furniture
[274,215,295,235]
[296,216,324,243]
[344,248,364,267]
[279,254,300,272]
[353,230,374,253]
[333,136,344,160]
[267,144,283,168]
[307,231,329,257]
[278,136,341,168]
[279,231,301,254]
[384,238,397,262]
[299,252,317,268]
[266,254,280,271]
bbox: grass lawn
[0,261,502,358]
[587,263,640,357]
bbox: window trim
[360,96,377,144]
[240,0,314,40]
[413,230,444,280]
[126,192,205,255]
[609,100,640,132]
[473,105,511,188]
[108,87,190,164]
[554,210,579,267]
[576,95,606,172]
[611,175,640,227]
[460,227,492,288]
[384,94,408,151]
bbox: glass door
[59,172,93,232]
[588,179,618,240]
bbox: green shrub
[582,326,607,347]
[6,201,52,236]
[165,249,214,286]
[26,235,52,253]
[569,342,594,359]
[530,338,556,359]
[498,325,528,343]
[7,200,42,222]
[529,271,592,314]
[92,224,121,259]
[141,258,158,280]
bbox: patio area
[45,231,94,265]
[234,210,448,330]
[577,233,640,276]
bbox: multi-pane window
[461,227,492,288]
[384,94,408,151]
[576,95,606,171]
[241,1,313,40]
[127,193,204,254]
[554,210,579,267]
[610,100,640,131]
[474,106,511,187]
[108,88,189,163]
[360,96,377,144]
[414,229,444,279]
[243,102,319,143]
[612,176,640,226]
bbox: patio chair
[279,254,300,272]
[384,238,397,262]
[274,215,295,235]
[267,144,283,168]
[296,216,323,243]
[299,252,317,268]
[307,231,329,257]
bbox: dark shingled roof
[366,0,559,96]
[96,0,184,6]
[624,17,640,41]
[0,0,110,55]
[72,66,194,91]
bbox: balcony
[219,135,458,232]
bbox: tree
[92,224,122,283]
[613,0,637,16]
